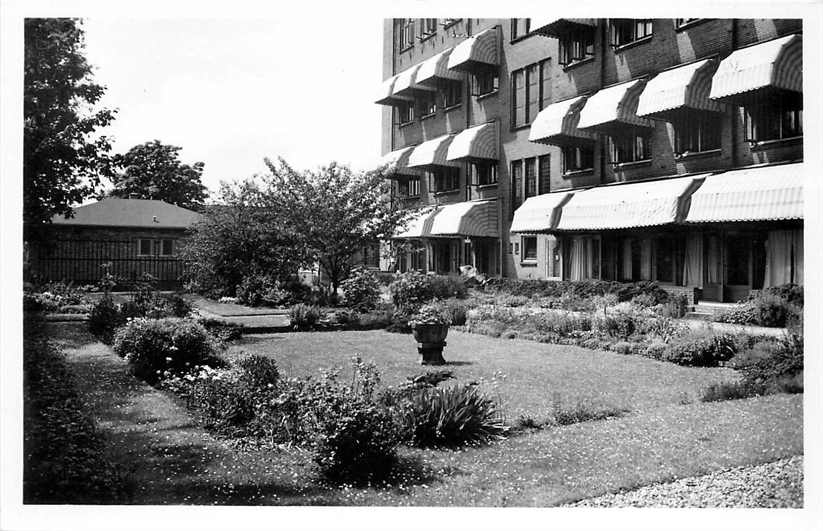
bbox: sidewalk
[188,296,291,333]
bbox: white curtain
[640,239,652,281]
[792,229,803,285]
[621,239,633,281]
[682,233,703,288]
[706,235,721,284]
[764,230,793,287]
[570,237,586,281]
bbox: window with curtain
[610,19,653,47]
[398,19,415,50]
[609,129,651,164]
[510,18,531,40]
[470,161,498,186]
[510,160,523,215]
[562,145,594,173]
[524,158,537,199]
[675,112,721,155]
[441,81,462,109]
[420,18,437,38]
[511,61,548,128]
[419,91,437,117]
[396,101,415,124]
[538,154,551,195]
[559,28,595,66]
[744,92,803,142]
[428,167,460,193]
[521,236,538,261]
[472,70,499,96]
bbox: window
[442,81,462,108]
[538,154,551,195]
[559,28,595,66]
[471,70,499,97]
[397,101,415,125]
[510,160,523,213]
[362,244,380,268]
[610,19,653,47]
[654,237,675,283]
[511,61,549,128]
[609,129,651,164]
[442,18,461,28]
[470,161,498,186]
[428,167,460,193]
[398,19,415,50]
[399,178,420,198]
[744,93,803,142]
[138,239,152,256]
[524,158,537,199]
[562,145,594,173]
[161,239,174,256]
[511,18,531,40]
[139,238,174,256]
[419,91,437,117]
[522,236,538,262]
[674,113,721,155]
[420,18,437,39]
[675,18,701,28]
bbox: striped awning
[529,18,596,38]
[448,28,499,72]
[637,59,724,120]
[529,96,596,146]
[408,134,460,168]
[392,63,436,98]
[375,75,413,106]
[416,48,463,85]
[557,175,705,230]
[510,191,573,233]
[379,146,420,177]
[394,208,438,239]
[685,163,804,223]
[577,78,653,133]
[446,122,498,161]
[709,34,802,103]
[429,200,498,237]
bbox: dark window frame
[609,19,653,48]
[472,70,500,97]
[562,144,595,174]
[398,19,415,51]
[743,93,803,143]
[521,235,538,262]
[673,112,722,156]
[470,161,498,186]
[420,18,438,40]
[428,166,460,193]
[559,28,595,66]
[441,81,463,109]
[608,128,652,165]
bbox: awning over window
[577,79,653,133]
[394,208,438,239]
[709,34,802,104]
[685,163,803,223]
[429,200,498,237]
[636,59,724,120]
[408,134,460,168]
[529,96,596,146]
[447,28,499,72]
[529,18,596,38]
[392,63,437,98]
[556,175,705,230]
[446,122,498,161]
[415,48,463,85]
[375,75,413,106]
[510,192,573,233]
[379,146,420,178]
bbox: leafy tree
[24,18,117,238]
[263,159,407,294]
[111,140,208,210]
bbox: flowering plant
[408,302,452,327]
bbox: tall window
[562,145,594,173]
[510,160,523,213]
[397,101,415,124]
[419,91,437,117]
[428,167,460,193]
[472,70,499,96]
[362,244,380,268]
[441,81,462,108]
[538,154,551,195]
[470,161,498,186]
[674,113,721,155]
[420,18,437,38]
[524,158,537,199]
[521,236,538,262]
[654,237,675,283]
[138,239,152,256]
[744,93,803,142]
[610,19,653,47]
[399,178,420,198]
[511,18,531,40]
[511,61,549,128]
[398,19,415,50]
[609,129,651,164]
[559,29,595,66]
[161,239,174,256]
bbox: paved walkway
[188,296,291,332]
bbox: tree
[24,18,117,238]
[263,159,407,294]
[110,140,208,210]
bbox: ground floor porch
[390,237,500,277]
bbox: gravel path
[567,456,803,508]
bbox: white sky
[82,17,385,196]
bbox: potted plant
[409,302,452,365]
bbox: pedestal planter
[412,323,449,365]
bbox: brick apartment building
[376,18,803,303]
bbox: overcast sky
[82,17,386,196]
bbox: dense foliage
[715,284,803,327]
[340,266,381,312]
[389,272,467,312]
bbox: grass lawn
[226,329,740,422]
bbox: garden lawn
[226,330,740,422]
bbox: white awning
[429,200,498,237]
[375,74,413,106]
[416,48,463,85]
[448,28,499,72]
[529,18,596,38]
[446,122,498,161]
[394,208,438,239]
[709,34,802,103]
[685,163,803,223]
[529,96,596,146]
[577,78,654,132]
[392,63,436,98]
[510,192,573,233]
[407,134,460,168]
[379,146,420,177]
[557,175,705,230]
[636,59,724,120]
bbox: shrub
[631,293,657,308]
[701,380,766,402]
[443,298,470,326]
[389,272,466,312]
[639,316,688,343]
[159,293,193,317]
[236,354,280,389]
[87,295,126,344]
[427,274,468,300]
[737,329,803,393]
[660,293,689,318]
[197,318,244,342]
[396,383,508,448]
[715,284,803,327]
[289,303,323,330]
[662,332,737,367]
[500,294,529,307]
[112,318,223,384]
[551,397,630,426]
[340,266,381,312]
[356,308,393,330]
[593,310,637,340]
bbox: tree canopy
[110,140,208,210]
[24,18,117,238]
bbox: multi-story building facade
[376,18,802,303]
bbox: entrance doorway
[702,231,767,302]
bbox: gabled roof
[51,197,202,229]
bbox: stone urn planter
[411,323,449,365]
